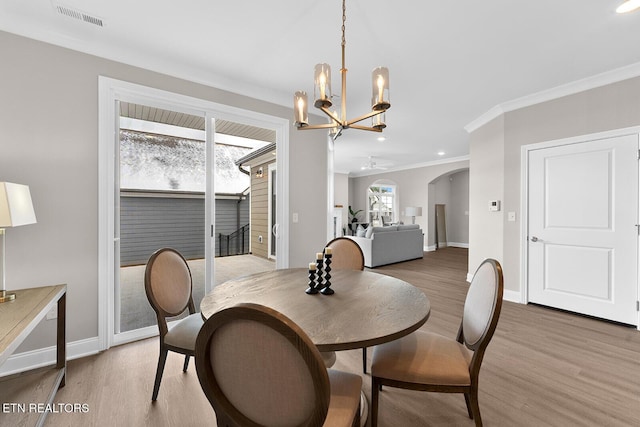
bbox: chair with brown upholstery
[325,237,368,373]
[144,247,203,401]
[326,237,365,271]
[195,302,362,427]
[370,258,504,427]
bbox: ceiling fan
[361,156,389,171]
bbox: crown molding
[0,21,293,109]
[465,61,640,134]
[464,105,505,134]
[349,155,469,178]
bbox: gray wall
[448,170,470,245]
[428,169,469,247]
[334,173,349,228]
[348,160,470,249]
[469,115,505,281]
[469,76,640,293]
[120,193,249,265]
[0,30,328,353]
[120,194,205,265]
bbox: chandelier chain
[341,0,346,49]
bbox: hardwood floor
[43,248,640,426]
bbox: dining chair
[144,247,203,401]
[195,302,362,427]
[326,237,365,271]
[325,237,368,373]
[370,258,504,427]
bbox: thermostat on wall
[489,200,501,211]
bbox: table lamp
[405,206,422,225]
[0,182,37,303]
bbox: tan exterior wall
[250,160,275,259]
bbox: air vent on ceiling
[54,4,104,27]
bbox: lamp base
[0,290,16,303]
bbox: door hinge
[637,301,640,312]
[211,225,214,237]
[638,149,640,160]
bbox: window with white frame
[367,183,396,226]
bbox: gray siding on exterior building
[120,191,249,266]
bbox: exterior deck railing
[217,224,250,257]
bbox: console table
[0,285,67,427]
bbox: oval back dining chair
[326,237,365,271]
[195,303,362,427]
[370,258,504,426]
[324,237,368,373]
[144,247,204,401]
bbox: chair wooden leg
[362,347,367,374]
[152,348,168,401]
[183,354,190,372]
[371,377,381,427]
[464,393,473,418]
[468,389,483,427]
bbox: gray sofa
[346,224,424,268]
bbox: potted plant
[348,205,363,223]
[348,206,363,235]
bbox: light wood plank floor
[42,248,640,426]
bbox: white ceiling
[2,0,640,175]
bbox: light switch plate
[508,211,516,222]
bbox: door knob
[530,236,539,242]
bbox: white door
[528,133,638,325]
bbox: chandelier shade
[371,67,390,111]
[314,63,332,108]
[294,91,309,127]
[293,0,390,140]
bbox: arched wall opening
[426,168,469,250]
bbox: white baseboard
[448,242,469,248]
[503,289,522,303]
[425,243,468,251]
[465,272,522,303]
[0,337,101,377]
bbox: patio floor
[119,254,275,333]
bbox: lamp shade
[0,182,37,227]
[405,207,422,217]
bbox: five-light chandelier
[293,0,390,140]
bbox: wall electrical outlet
[508,211,516,222]
[258,235,263,243]
[46,305,58,320]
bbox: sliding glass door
[98,77,290,350]
[116,103,209,338]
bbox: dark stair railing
[217,224,250,257]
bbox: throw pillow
[356,225,366,237]
[365,226,374,238]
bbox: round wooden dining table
[200,267,430,353]
[200,267,430,426]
